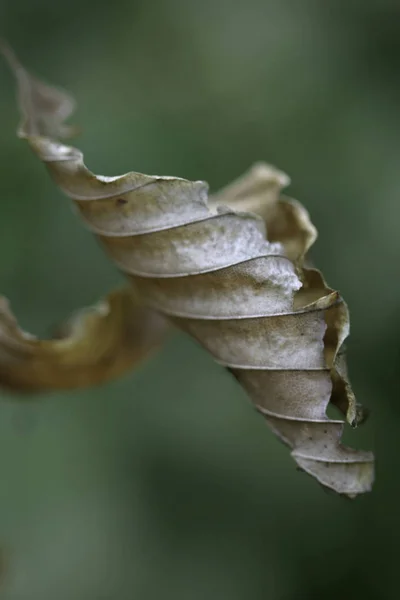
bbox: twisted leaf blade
[2,45,374,495]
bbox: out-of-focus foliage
[0,287,167,392]
[0,0,397,598]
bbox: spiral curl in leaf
[1,44,374,496]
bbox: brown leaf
[3,45,374,495]
[0,288,168,393]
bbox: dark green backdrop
[0,1,396,598]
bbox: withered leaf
[0,289,167,393]
[2,45,374,496]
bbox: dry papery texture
[0,43,374,496]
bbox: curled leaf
[3,46,374,495]
[0,288,167,393]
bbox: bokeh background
[0,0,397,598]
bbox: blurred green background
[0,0,397,598]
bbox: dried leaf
[0,288,167,393]
[3,46,374,495]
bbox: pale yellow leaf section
[0,289,167,393]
